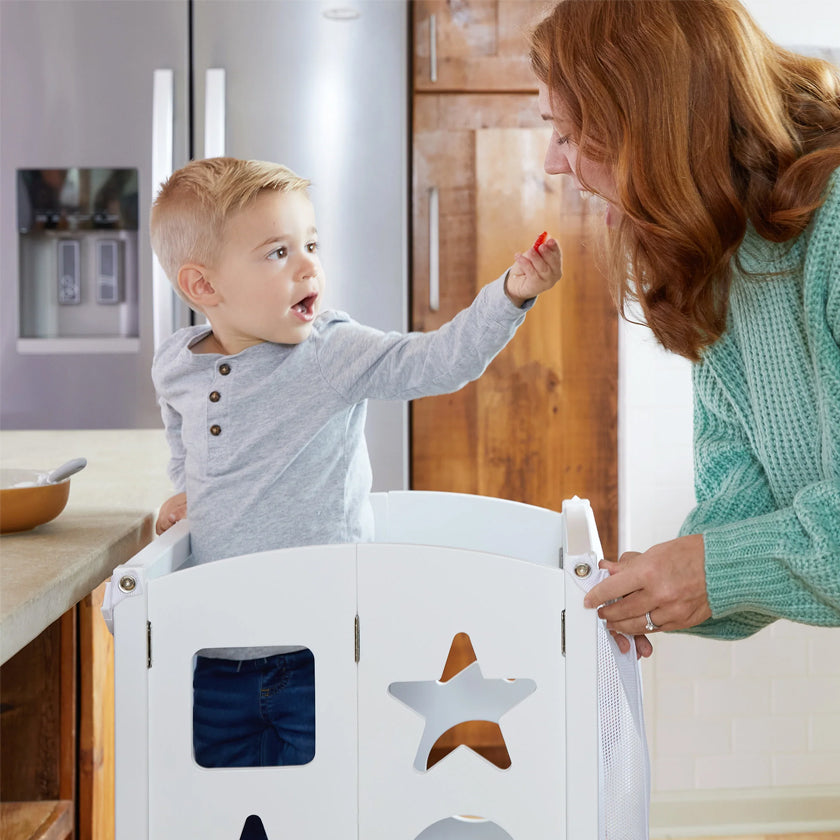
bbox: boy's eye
[268,246,287,260]
[306,241,318,253]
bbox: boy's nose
[296,253,319,279]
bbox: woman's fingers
[609,631,654,659]
[584,561,646,608]
[597,590,648,622]
[584,534,712,632]
[634,634,654,658]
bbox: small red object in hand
[533,231,548,249]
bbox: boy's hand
[156,491,187,535]
[505,232,563,308]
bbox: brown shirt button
[209,391,221,403]
[219,363,231,375]
[210,424,222,436]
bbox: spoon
[11,457,88,488]
[44,457,87,484]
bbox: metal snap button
[209,391,221,402]
[219,363,231,375]
[210,424,222,436]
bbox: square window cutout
[192,646,315,768]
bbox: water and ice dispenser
[17,168,139,342]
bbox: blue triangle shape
[239,815,269,840]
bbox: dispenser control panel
[17,168,138,338]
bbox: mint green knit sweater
[679,170,840,640]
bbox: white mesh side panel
[597,624,651,840]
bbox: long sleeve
[315,273,531,403]
[678,172,840,640]
[158,397,186,493]
[151,342,187,494]
[681,366,840,639]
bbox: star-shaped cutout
[388,635,536,771]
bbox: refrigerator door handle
[428,186,440,312]
[204,68,226,158]
[152,68,176,350]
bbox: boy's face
[203,189,324,352]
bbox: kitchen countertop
[0,429,173,664]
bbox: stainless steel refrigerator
[0,0,409,490]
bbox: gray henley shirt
[152,273,530,655]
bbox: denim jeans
[193,648,316,769]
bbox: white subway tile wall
[619,318,840,826]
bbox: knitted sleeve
[695,478,840,638]
[684,383,840,639]
[680,371,840,637]
[677,369,780,639]
[680,191,840,640]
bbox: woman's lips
[577,187,619,227]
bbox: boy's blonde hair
[150,157,311,287]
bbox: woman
[529,0,840,651]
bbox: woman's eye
[555,133,569,146]
[268,246,287,260]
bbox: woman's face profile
[538,82,621,225]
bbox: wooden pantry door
[411,101,618,563]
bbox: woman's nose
[544,146,572,176]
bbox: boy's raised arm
[318,232,564,404]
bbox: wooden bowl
[0,469,71,534]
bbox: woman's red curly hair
[531,0,840,360]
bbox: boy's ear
[177,264,219,308]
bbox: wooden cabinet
[0,614,76,808]
[410,5,618,763]
[1,584,114,840]
[413,0,549,91]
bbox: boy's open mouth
[292,293,318,321]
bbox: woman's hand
[505,234,563,307]
[584,533,712,636]
[156,491,187,535]
[611,630,654,659]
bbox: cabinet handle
[429,186,440,312]
[152,69,175,350]
[204,68,226,157]
[429,14,437,83]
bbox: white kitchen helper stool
[103,491,649,840]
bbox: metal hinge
[559,546,564,569]
[147,621,152,668]
[561,610,566,657]
[354,615,360,663]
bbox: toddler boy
[149,157,562,777]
